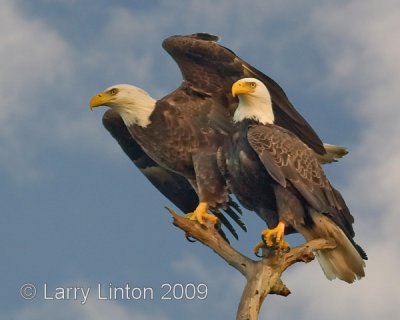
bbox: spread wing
[247,124,355,238]
[162,33,326,155]
[102,110,245,239]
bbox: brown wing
[102,110,245,238]
[147,85,233,208]
[247,124,355,237]
[102,109,198,212]
[162,33,326,155]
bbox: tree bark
[166,207,336,320]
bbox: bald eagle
[101,109,244,239]
[90,33,347,235]
[218,78,366,282]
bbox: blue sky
[1,0,399,319]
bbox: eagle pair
[90,33,366,283]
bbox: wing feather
[247,124,356,237]
[162,34,326,154]
[102,110,198,213]
[102,110,245,238]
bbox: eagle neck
[233,95,274,125]
[116,98,156,128]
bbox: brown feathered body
[127,84,232,209]
[219,118,367,282]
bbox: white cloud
[0,0,74,181]
[85,7,162,89]
[0,1,155,182]
[311,0,400,240]
[261,241,400,319]
[171,253,245,317]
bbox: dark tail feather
[215,226,230,244]
[222,206,247,232]
[355,243,368,260]
[212,210,239,240]
[224,196,247,232]
[211,197,246,241]
[227,197,243,215]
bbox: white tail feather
[297,210,365,283]
[315,143,349,164]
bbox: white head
[89,84,156,127]
[231,78,274,124]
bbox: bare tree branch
[166,208,336,320]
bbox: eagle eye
[249,82,257,88]
[109,88,118,95]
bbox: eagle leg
[186,202,219,225]
[253,222,289,255]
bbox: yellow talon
[253,241,265,255]
[186,202,218,225]
[254,222,289,255]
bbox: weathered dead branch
[166,207,336,320]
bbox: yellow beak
[89,92,109,110]
[232,81,253,97]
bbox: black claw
[185,235,197,243]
